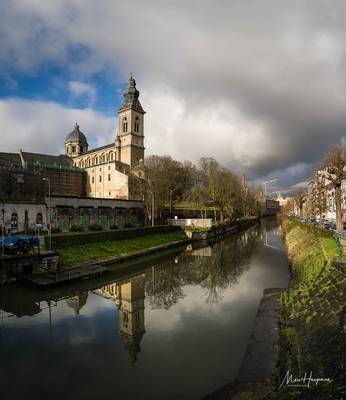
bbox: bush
[51,227,61,234]
[70,225,84,232]
[110,224,118,230]
[124,223,135,228]
[88,223,103,231]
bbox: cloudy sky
[1,0,346,189]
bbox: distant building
[276,193,293,207]
[262,199,280,216]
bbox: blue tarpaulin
[0,235,40,254]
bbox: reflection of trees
[198,228,263,304]
[144,227,264,308]
[145,262,186,309]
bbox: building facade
[0,75,145,232]
[65,74,145,199]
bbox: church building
[64,73,145,199]
[0,75,145,232]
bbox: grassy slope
[276,219,345,400]
[59,230,187,268]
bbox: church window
[122,117,128,133]
[80,146,84,153]
[108,174,111,181]
[95,156,99,164]
[134,116,140,132]
[11,213,18,228]
[110,152,114,161]
[92,177,94,184]
[72,146,76,153]
[88,159,91,166]
[102,154,105,163]
[36,213,43,225]
[99,176,102,182]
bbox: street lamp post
[1,208,5,257]
[149,191,155,226]
[42,178,51,252]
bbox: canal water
[0,219,289,400]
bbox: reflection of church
[65,292,88,315]
[94,274,146,364]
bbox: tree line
[130,155,264,224]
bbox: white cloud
[68,81,96,106]
[143,85,277,172]
[2,1,346,184]
[0,98,116,154]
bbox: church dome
[65,123,88,144]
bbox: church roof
[82,143,114,155]
[65,123,88,144]
[21,151,72,166]
[118,74,145,114]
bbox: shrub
[110,224,118,230]
[124,223,135,228]
[51,227,61,234]
[70,225,84,232]
[88,223,103,231]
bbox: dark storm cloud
[1,0,346,186]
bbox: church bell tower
[117,74,145,168]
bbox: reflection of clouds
[145,244,289,335]
[0,292,115,328]
[68,330,96,345]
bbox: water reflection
[0,220,289,400]
[94,275,146,364]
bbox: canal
[0,219,289,400]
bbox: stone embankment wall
[186,218,258,240]
[0,253,59,284]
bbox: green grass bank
[47,225,183,249]
[58,230,188,268]
[276,218,346,400]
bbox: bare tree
[318,145,346,231]
[294,190,307,217]
[309,171,327,220]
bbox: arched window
[88,158,91,166]
[122,117,128,133]
[36,213,43,225]
[95,156,99,164]
[102,154,105,163]
[109,152,114,161]
[134,116,140,133]
[11,213,18,228]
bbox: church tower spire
[117,74,145,168]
